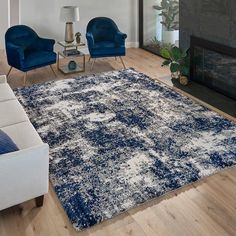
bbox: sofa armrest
[0,143,49,210]
[0,75,7,84]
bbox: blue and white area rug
[15,69,236,231]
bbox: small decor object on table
[68,60,77,70]
[57,41,86,74]
[161,46,190,85]
[75,32,82,44]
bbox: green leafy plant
[149,36,162,49]
[160,42,174,57]
[148,37,173,56]
[161,46,190,76]
[153,0,179,31]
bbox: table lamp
[60,6,80,43]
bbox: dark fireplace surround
[190,36,236,100]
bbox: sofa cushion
[0,75,7,84]
[0,129,19,154]
[1,121,43,150]
[0,83,16,102]
[0,100,29,128]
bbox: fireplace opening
[190,36,236,100]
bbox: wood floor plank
[0,48,235,236]
[129,207,172,236]
[178,193,230,236]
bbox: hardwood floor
[0,48,236,236]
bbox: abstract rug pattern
[14,69,236,231]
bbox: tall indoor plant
[153,0,179,45]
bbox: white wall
[10,0,20,26]
[0,0,10,48]
[20,0,139,48]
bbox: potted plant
[153,0,179,45]
[146,36,174,57]
[161,46,190,85]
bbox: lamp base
[65,22,74,43]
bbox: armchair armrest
[6,43,25,69]
[86,32,95,48]
[35,37,55,51]
[114,32,127,46]
[6,43,25,59]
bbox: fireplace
[190,36,236,100]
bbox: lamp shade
[60,6,80,22]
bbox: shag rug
[14,69,236,231]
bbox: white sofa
[0,75,49,211]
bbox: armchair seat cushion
[22,50,56,71]
[91,46,126,58]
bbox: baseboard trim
[55,41,140,55]
[126,42,139,48]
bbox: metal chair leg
[23,72,27,86]
[119,56,126,69]
[91,59,96,71]
[50,65,57,78]
[7,66,13,78]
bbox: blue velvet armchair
[86,17,127,70]
[5,25,57,85]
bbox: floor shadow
[160,76,236,118]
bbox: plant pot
[171,71,180,79]
[180,76,189,86]
[162,30,179,45]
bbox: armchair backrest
[5,25,38,49]
[87,17,119,42]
